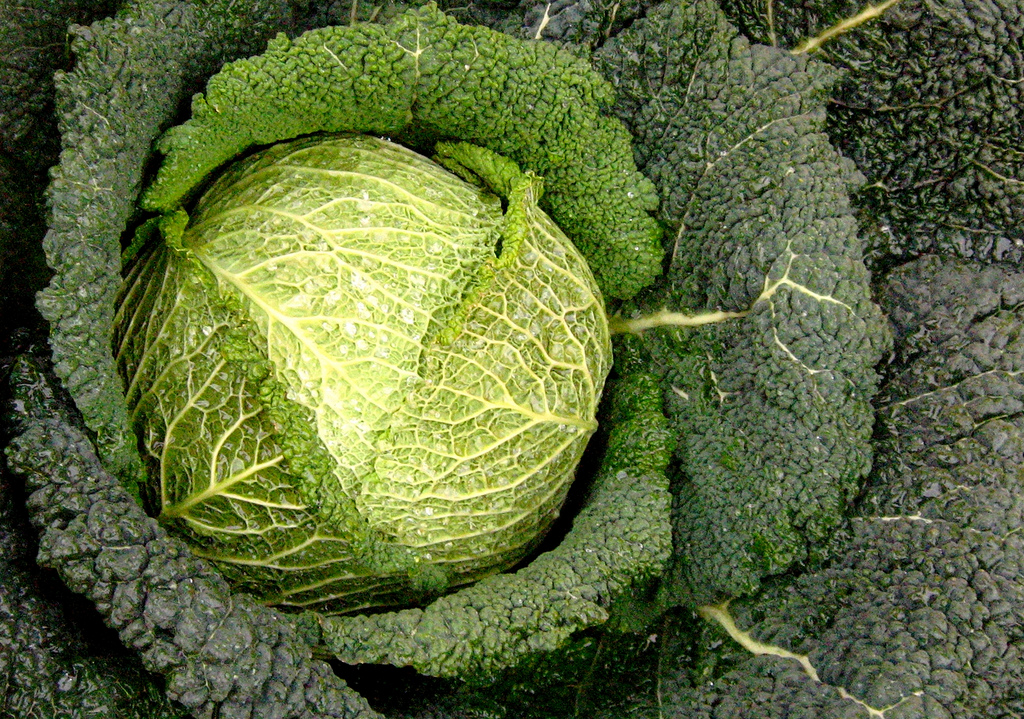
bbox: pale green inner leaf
[116,134,612,612]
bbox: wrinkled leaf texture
[595,0,890,603]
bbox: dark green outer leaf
[2,340,184,719]
[720,0,1024,268]
[1,0,119,340]
[594,0,891,604]
[653,257,1024,717]
[1,430,188,719]
[520,0,663,48]
[378,257,1024,715]
[36,0,297,488]
[0,0,119,166]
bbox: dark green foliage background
[718,0,1024,270]
[2,0,1022,717]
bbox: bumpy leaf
[1,391,188,719]
[0,0,118,339]
[652,257,1024,718]
[720,0,1024,266]
[140,4,663,300]
[37,0,297,488]
[594,0,890,603]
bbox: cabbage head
[113,133,612,613]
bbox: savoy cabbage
[117,132,613,613]
[1,0,1020,717]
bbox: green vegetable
[0,392,188,719]
[373,259,1024,719]
[16,0,671,695]
[14,0,1015,715]
[116,132,613,613]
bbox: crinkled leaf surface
[649,257,1024,718]
[37,0,297,487]
[0,375,188,719]
[26,0,670,692]
[720,0,1024,266]
[140,4,664,301]
[595,0,890,604]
